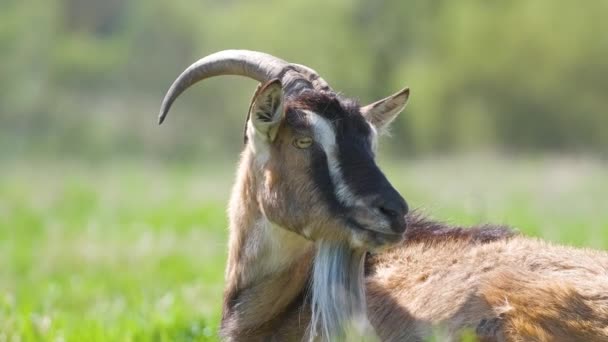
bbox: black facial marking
[334,117,380,198]
[288,90,393,200]
[285,108,310,132]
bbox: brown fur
[366,219,608,341]
[221,132,319,340]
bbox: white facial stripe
[304,110,359,207]
[306,110,336,151]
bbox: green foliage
[1,0,607,160]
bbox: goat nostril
[379,205,399,219]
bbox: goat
[158,50,608,341]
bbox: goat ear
[249,79,284,142]
[361,87,409,133]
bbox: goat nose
[376,196,408,233]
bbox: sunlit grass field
[1,157,607,341]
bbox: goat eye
[293,137,313,149]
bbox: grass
[1,156,607,341]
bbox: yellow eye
[293,137,313,149]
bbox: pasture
[1,157,606,341]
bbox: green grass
[1,156,607,341]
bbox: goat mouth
[346,218,404,248]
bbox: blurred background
[1,0,607,341]
[2,0,607,159]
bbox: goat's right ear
[248,79,284,143]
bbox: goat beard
[308,241,377,341]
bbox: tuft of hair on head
[308,241,377,341]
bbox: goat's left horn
[291,63,332,91]
[158,50,289,124]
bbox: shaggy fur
[366,214,608,341]
[309,242,369,341]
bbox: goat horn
[291,63,332,91]
[158,50,289,124]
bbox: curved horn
[291,63,332,91]
[158,50,289,124]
